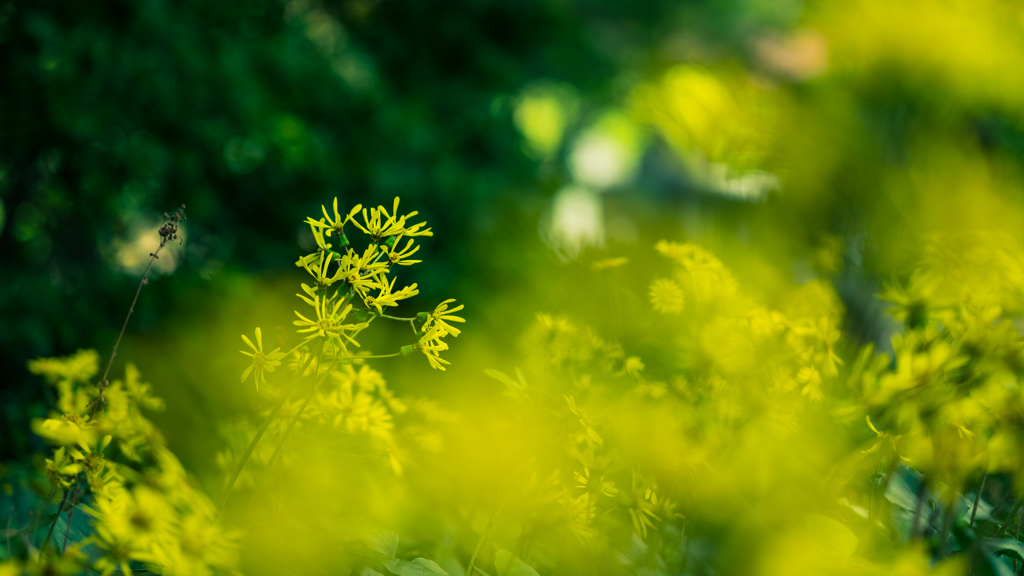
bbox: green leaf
[485,369,528,400]
[370,531,400,559]
[382,557,449,576]
[982,537,1024,564]
[885,466,924,511]
[797,515,858,557]
[960,492,995,524]
[494,550,539,576]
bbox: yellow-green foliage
[18,197,1024,576]
[27,354,238,576]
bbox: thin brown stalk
[61,480,81,554]
[91,206,184,417]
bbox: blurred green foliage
[0,0,805,459]
[11,0,1024,573]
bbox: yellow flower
[364,276,419,315]
[293,294,369,350]
[427,299,465,337]
[624,356,645,378]
[351,197,433,242]
[383,236,422,266]
[44,446,84,488]
[334,364,386,392]
[797,366,823,401]
[364,400,394,439]
[297,249,344,287]
[325,386,372,432]
[240,328,285,390]
[318,197,363,238]
[574,467,618,497]
[413,324,452,371]
[649,278,684,314]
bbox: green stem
[466,497,508,576]
[1015,511,1022,574]
[61,478,81,554]
[380,313,418,322]
[249,349,335,509]
[911,479,928,541]
[39,487,71,555]
[997,499,1024,538]
[970,470,988,529]
[346,352,403,360]
[217,342,322,511]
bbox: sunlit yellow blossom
[297,249,344,287]
[240,328,285,390]
[44,446,83,488]
[335,364,386,392]
[383,236,422,266]
[324,385,372,432]
[316,197,363,239]
[293,294,369,351]
[427,299,465,337]
[624,356,645,378]
[575,467,618,497]
[351,197,432,241]
[413,324,452,371]
[797,366,823,401]
[364,276,419,315]
[364,400,394,439]
[649,278,684,313]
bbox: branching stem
[217,342,322,511]
[997,499,1024,538]
[39,488,71,555]
[61,479,81,554]
[248,349,336,509]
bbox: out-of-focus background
[6,0,1024,572]
[0,0,811,464]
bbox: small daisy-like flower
[321,197,363,238]
[364,276,419,315]
[351,197,433,242]
[240,328,285,390]
[649,278,684,314]
[797,366,823,401]
[383,236,422,266]
[413,324,451,371]
[427,299,465,337]
[293,295,369,351]
[624,356,645,378]
[574,467,619,497]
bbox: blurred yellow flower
[649,278,684,314]
[240,327,285,390]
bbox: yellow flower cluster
[239,196,464,388]
[218,196,465,512]
[26,351,239,576]
[855,234,1024,485]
